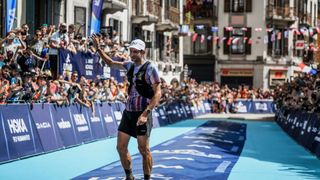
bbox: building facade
[216,0,318,89]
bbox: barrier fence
[276,108,320,158]
[0,99,276,164]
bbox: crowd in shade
[0,23,275,114]
[273,72,320,113]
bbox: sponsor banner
[165,104,178,124]
[0,110,9,162]
[252,100,274,113]
[50,105,80,147]
[85,103,108,139]
[0,104,43,160]
[98,103,118,137]
[155,106,169,127]
[73,120,247,179]
[183,104,194,119]
[151,109,161,128]
[30,104,64,152]
[234,100,250,113]
[110,103,123,126]
[203,101,212,113]
[296,113,311,147]
[69,104,93,143]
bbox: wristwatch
[145,108,152,114]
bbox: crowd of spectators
[274,72,320,113]
[0,22,275,114]
[160,78,273,113]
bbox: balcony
[183,4,217,21]
[131,0,158,25]
[266,5,297,24]
[102,0,127,13]
[147,0,161,18]
[169,7,179,24]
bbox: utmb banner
[59,49,125,82]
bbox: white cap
[129,39,145,51]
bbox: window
[194,25,212,54]
[231,28,245,54]
[267,28,288,56]
[225,0,252,12]
[232,0,244,12]
[74,6,86,36]
[224,27,251,55]
[171,0,178,8]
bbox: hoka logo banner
[7,119,28,134]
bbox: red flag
[277,32,282,40]
[248,38,253,44]
[192,33,198,42]
[200,34,205,43]
[227,37,233,45]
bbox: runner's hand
[137,112,148,126]
[91,34,100,49]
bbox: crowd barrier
[234,99,275,114]
[0,101,213,164]
[0,99,276,164]
[276,108,320,158]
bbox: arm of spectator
[67,43,77,54]
[91,34,124,69]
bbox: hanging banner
[90,0,103,35]
[30,103,64,152]
[0,104,43,160]
[6,0,17,33]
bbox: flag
[277,32,282,40]
[211,26,218,32]
[200,34,205,43]
[271,33,276,42]
[227,37,233,45]
[90,0,103,35]
[309,28,314,36]
[192,33,198,42]
[248,38,253,44]
[244,37,248,43]
[232,37,240,44]
[264,35,269,44]
[6,0,17,33]
[226,27,233,31]
[241,27,248,31]
[284,30,289,38]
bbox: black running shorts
[118,110,153,138]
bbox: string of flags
[179,25,320,50]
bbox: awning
[156,22,179,32]
[131,16,158,25]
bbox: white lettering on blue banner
[13,135,31,142]
[36,122,51,129]
[7,118,28,134]
[162,157,194,161]
[104,114,113,123]
[57,118,72,129]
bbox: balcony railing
[147,0,161,17]
[183,3,216,20]
[169,7,179,24]
[266,5,297,20]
